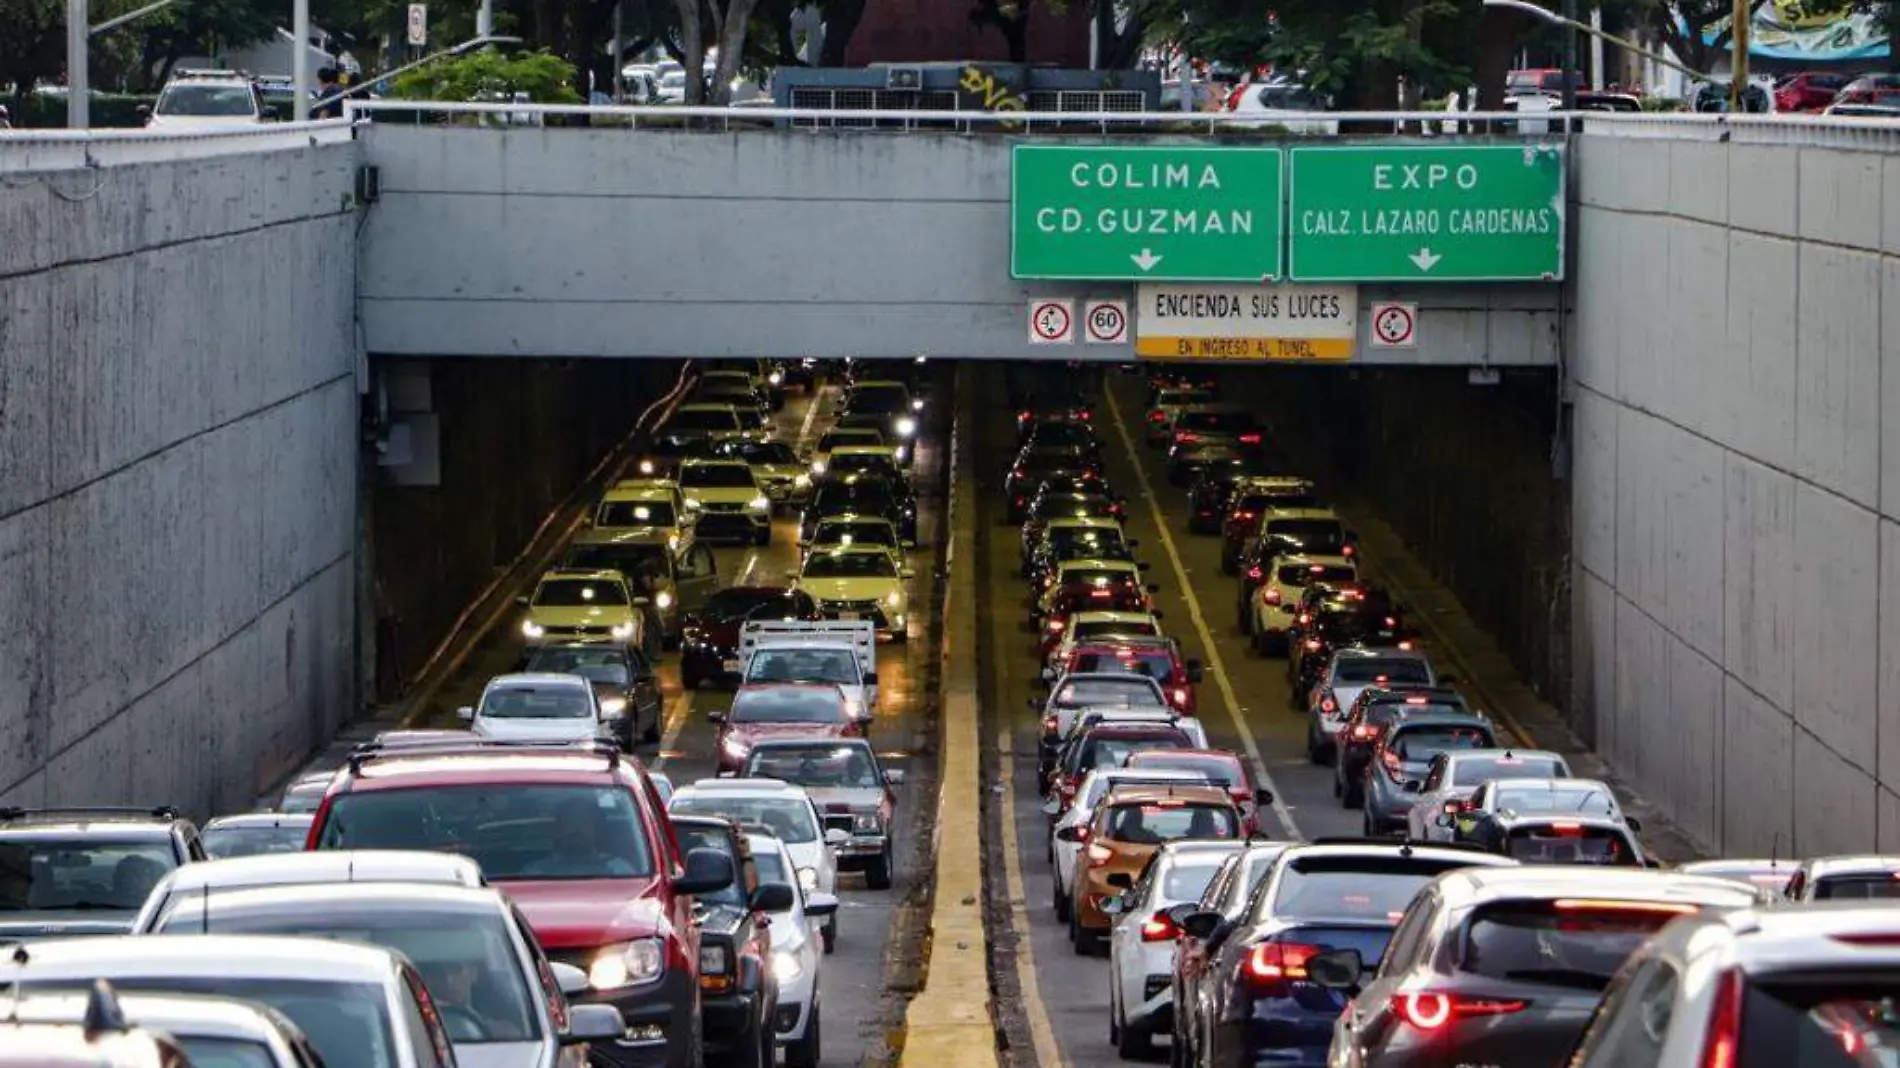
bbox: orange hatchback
[1056,783,1241,954]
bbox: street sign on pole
[407,3,428,46]
[1135,283,1356,362]
[1287,144,1566,283]
[1012,145,1284,282]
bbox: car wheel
[1053,874,1071,921]
[752,527,771,547]
[1343,777,1365,810]
[865,844,894,890]
[785,1004,820,1068]
[822,916,836,954]
[1307,733,1326,766]
[1109,979,1122,1045]
[1072,916,1101,956]
[641,710,662,745]
[1117,1014,1152,1059]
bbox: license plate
[722,659,742,672]
[837,612,860,621]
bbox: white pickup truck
[736,621,881,714]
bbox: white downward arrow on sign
[1131,248,1163,272]
[1409,247,1442,272]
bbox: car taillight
[1305,639,1322,651]
[1172,687,1189,706]
[1141,914,1178,942]
[1343,544,1355,556]
[1233,511,1255,521]
[1148,411,1165,422]
[1351,725,1373,739]
[1248,567,1264,581]
[1297,614,1311,625]
[1086,843,1113,865]
[1443,800,1466,814]
[1177,432,1200,443]
[1395,992,1527,1030]
[1048,619,1066,632]
[1090,589,1113,599]
[1243,942,1320,994]
[1320,696,1335,714]
[1072,826,1089,843]
[1238,433,1262,444]
[1042,715,1058,734]
[1698,968,1744,1068]
[1079,410,1091,420]
[1263,587,1280,604]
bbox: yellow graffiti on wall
[1769,0,1853,29]
[959,66,1027,129]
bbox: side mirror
[824,827,850,847]
[549,961,590,997]
[751,882,795,912]
[136,103,153,119]
[1254,788,1275,805]
[1186,660,1204,683]
[674,847,736,896]
[804,890,840,917]
[515,595,530,606]
[1177,909,1222,940]
[1305,947,1365,992]
[863,671,879,686]
[900,567,916,579]
[1054,826,1081,842]
[707,711,728,725]
[884,769,906,786]
[456,706,474,722]
[1106,872,1134,890]
[632,596,652,607]
[562,1003,627,1045]
[1625,816,1643,833]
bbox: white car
[1304,647,1439,762]
[1404,748,1572,842]
[1247,553,1357,654]
[147,70,265,131]
[10,990,323,1068]
[746,832,836,1068]
[457,673,609,743]
[133,850,487,932]
[1223,82,1337,135]
[1046,768,1214,921]
[668,778,848,951]
[1105,841,1245,1057]
[1143,387,1216,446]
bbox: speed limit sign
[1083,299,1128,344]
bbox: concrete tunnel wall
[0,141,360,817]
[1571,123,1900,857]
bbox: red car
[708,683,866,774]
[306,738,732,1068]
[1775,71,1848,112]
[1051,636,1203,714]
[1124,748,1276,836]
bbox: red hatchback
[305,739,734,1068]
[708,683,866,774]
[1052,637,1203,714]
[1124,748,1276,836]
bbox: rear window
[1101,803,1238,843]
[1075,620,1158,640]
[1504,824,1639,866]
[1278,564,1356,587]
[1264,519,1344,551]
[1491,783,1617,816]
[1265,856,1473,923]
[316,783,656,880]
[1082,734,1189,770]
[1162,860,1227,901]
[1056,678,1164,707]
[1459,900,1700,990]
[1178,411,1256,432]
[1334,659,1430,685]
[1128,753,1243,789]
[1735,976,1900,1068]
[1813,875,1900,901]
[1071,651,1173,682]
[1451,755,1568,787]
[1389,724,1495,759]
[598,500,677,527]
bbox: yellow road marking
[650,690,697,770]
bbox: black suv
[0,807,205,943]
[670,815,788,1068]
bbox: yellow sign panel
[1136,336,1354,361]
[1134,283,1358,363]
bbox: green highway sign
[1011,145,1283,282]
[1287,144,1566,282]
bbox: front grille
[701,502,744,513]
[546,625,612,637]
[818,600,886,626]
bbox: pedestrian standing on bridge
[314,68,344,119]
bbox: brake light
[1552,899,1700,915]
[1090,589,1112,599]
[1404,696,1429,705]
[1148,411,1165,422]
[1238,433,1262,445]
[1351,725,1373,740]
[1343,544,1355,556]
[1263,587,1281,605]
[1048,619,1066,632]
[1086,843,1113,865]
[1320,696,1336,713]
[1443,800,1466,814]
[1079,409,1091,420]
[1305,639,1322,651]
[1698,968,1743,1068]
[1072,826,1090,843]
[1042,715,1058,734]
[1177,432,1201,443]
[1396,992,1527,1030]
[1141,914,1178,942]
[1172,687,1189,706]
[1248,567,1264,581]
[1243,942,1320,994]
[1548,821,1584,835]
[1385,616,1396,627]
[1234,511,1255,521]
[1397,641,1415,651]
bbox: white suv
[147,70,265,131]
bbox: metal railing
[0,118,353,172]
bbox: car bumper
[1127,975,1174,1032]
[564,967,698,1068]
[1365,783,1415,829]
[702,989,764,1056]
[835,832,890,866]
[1210,1006,1337,1068]
[680,644,739,681]
[772,964,817,1042]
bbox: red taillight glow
[1397,641,1415,650]
[1305,639,1322,651]
[1320,696,1336,713]
[1148,411,1165,422]
[1090,589,1112,599]
[1264,587,1281,605]
[1396,992,1527,1030]
[1351,725,1373,739]
[1048,620,1066,632]
[1443,800,1466,814]
[1384,616,1396,627]
[1172,688,1189,706]
[1177,432,1201,443]
[1238,433,1262,444]
[1042,715,1058,733]
[1247,567,1264,581]
[1343,544,1356,556]
[1072,826,1090,843]
[1404,696,1430,705]
[1234,511,1255,520]
[1699,968,1743,1068]
[1245,942,1316,983]
[1141,914,1178,941]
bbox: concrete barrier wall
[356,126,1558,366]
[0,139,361,816]
[1572,121,1900,855]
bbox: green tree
[388,45,583,99]
[0,0,63,107]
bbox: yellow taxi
[792,544,913,641]
[516,568,645,651]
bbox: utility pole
[66,0,89,127]
[1728,0,1750,111]
[1589,7,1605,89]
[292,0,310,121]
[612,0,625,98]
[1560,0,1578,109]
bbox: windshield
[675,796,818,844]
[803,553,897,579]
[1492,783,1615,814]
[1334,659,1430,685]
[152,902,540,1043]
[667,409,739,432]
[200,825,308,859]
[23,977,396,1068]
[744,745,881,789]
[1029,423,1096,447]
[1162,860,1227,902]
[731,688,846,723]
[534,578,628,607]
[747,649,859,686]
[1390,725,1494,761]
[848,387,908,413]
[1081,734,1186,771]
[1036,497,1117,521]
[702,588,806,622]
[157,83,256,116]
[480,684,593,720]
[316,783,656,880]
[1447,755,1565,787]
[1264,519,1344,551]
[732,442,797,464]
[1460,901,1694,990]
[1071,651,1172,682]
[1278,564,1357,587]
[524,646,631,687]
[1049,528,1126,557]
[814,521,894,548]
[0,839,176,911]
[828,454,896,475]
[597,501,677,527]
[681,464,756,488]
[1102,803,1238,843]
[815,484,895,511]
[1129,753,1242,789]
[1055,678,1164,707]
[1177,411,1255,432]
[1265,857,1472,923]
[1504,825,1638,865]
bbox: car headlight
[854,812,883,833]
[810,460,826,475]
[684,498,703,510]
[655,591,674,610]
[521,620,545,638]
[895,446,909,463]
[769,372,784,385]
[794,473,811,487]
[638,459,656,474]
[589,938,664,990]
[611,621,636,640]
[771,949,803,984]
[884,592,901,607]
[895,417,917,437]
[797,867,819,892]
[599,696,628,717]
[911,398,925,411]
[721,735,748,759]
[749,496,771,511]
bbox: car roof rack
[0,805,179,822]
[346,737,623,773]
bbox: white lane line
[649,689,698,770]
[1102,387,1303,840]
[998,729,1066,1068]
[795,382,826,447]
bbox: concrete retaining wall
[0,139,361,817]
[1572,121,1900,855]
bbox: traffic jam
[0,361,934,1068]
[998,364,1900,1068]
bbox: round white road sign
[1370,301,1417,348]
[1029,299,1074,345]
[1084,300,1128,344]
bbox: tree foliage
[0,0,63,104]
[388,45,582,99]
